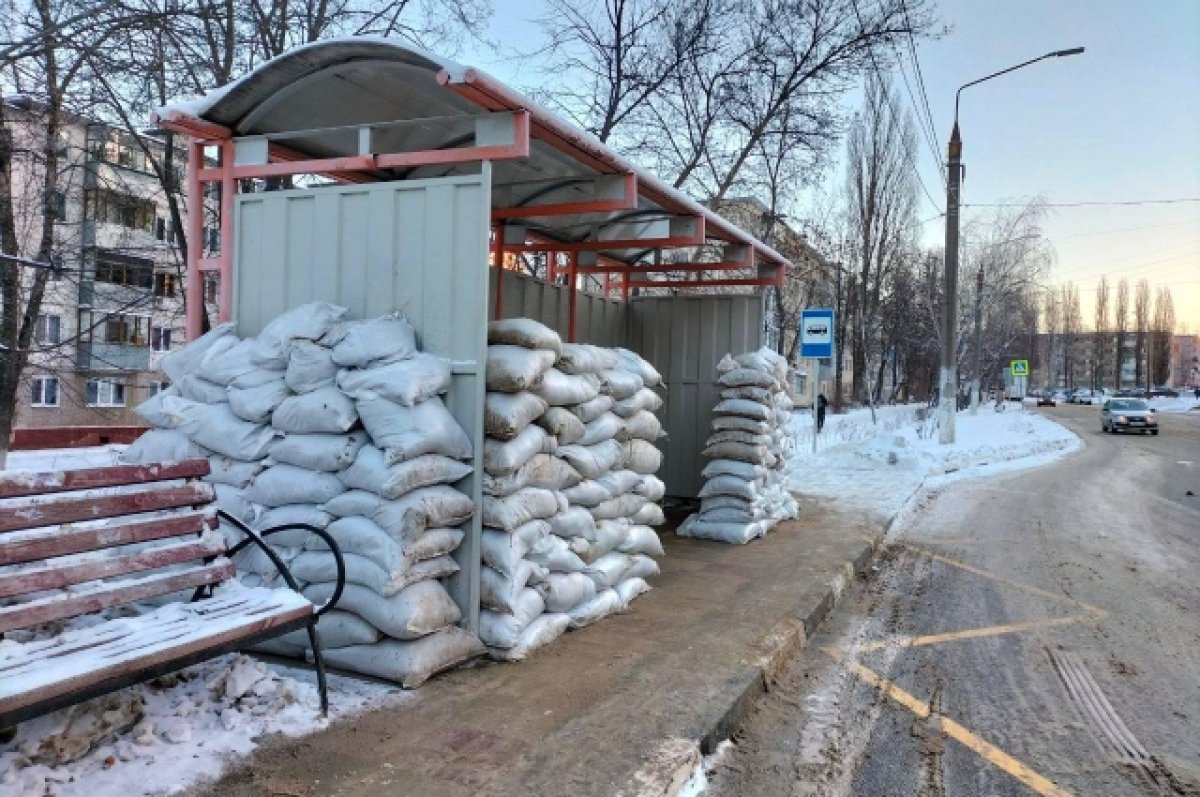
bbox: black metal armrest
[217,510,346,616]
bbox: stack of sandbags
[678,347,799,544]
[122,303,483,687]
[479,319,579,660]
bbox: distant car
[1100,398,1158,435]
[1072,389,1097,405]
[1148,386,1179,398]
[1037,391,1056,406]
[1052,390,1070,403]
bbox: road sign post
[801,309,835,453]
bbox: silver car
[1100,398,1159,435]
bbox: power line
[892,39,946,191]
[1054,217,1200,240]
[965,197,1200,209]
[899,0,946,187]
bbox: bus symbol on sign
[800,309,835,359]
[1010,359,1029,377]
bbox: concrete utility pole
[970,265,984,414]
[939,46,1084,444]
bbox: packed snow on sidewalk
[785,406,1081,520]
[0,653,399,797]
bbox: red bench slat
[0,511,217,567]
[0,483,215,534]
[0,460,210,499]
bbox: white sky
[459,1,1200,331]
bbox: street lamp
[939,46,1084,443]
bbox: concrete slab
[189,500,884,797]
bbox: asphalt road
[707,405,1200,797]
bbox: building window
[31,376,59,407]
[97,130,152,174]
[94,252,153,289]
[155,217,166,241]
[151,326,172,352]
[85,188,155,232]
[101,314,149,347]
[35,314,61,345]
[86,378,126,407]
[203,272,220,303]
[149,380,171,396]
[153,272,176,298]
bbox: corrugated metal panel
[233,170,490,631]
[627,294,765,498]
[488,269,626,346]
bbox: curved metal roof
[155,38,791,270]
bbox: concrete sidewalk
[191,501,886,797]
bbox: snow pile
[0,653,395,797]
[478,320,666,660]
[678,348,799,544]
[1148,394,1200,414]
[121,303,483,687]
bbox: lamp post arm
[954,48,1085,124]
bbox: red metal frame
[626,276,783,289]
[491,173,637,220]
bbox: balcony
[76,341,150,372]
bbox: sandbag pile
[121,302,483,687]
[678,347,799,544]
[479,319,667,660]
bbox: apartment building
[6,97,214,444]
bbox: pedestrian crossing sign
[1010,359,1029,377]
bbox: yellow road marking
[853,615,1092,653]
[899,543,1108,617]
[825,648,1076,797]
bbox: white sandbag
[323,487,475,540]
[160,321,235,383]
[534,572,597,612]
[479,589,546,649]
[586,552,632,590]
[340,445,471,499]
[293,551,457,596]
[197,338,270,385]
[120,428,205,464]
[487,318,562,355]
[677,515,768,544]
[244,463,346,507]
[133,386,183,427]
[482,487,560,531]
[701,459,766,481]
[306,516,462,571]
[597,369,643,400]
[567,588,623,629]
[481,528,532,577]
[707,429,772,446]
[713,398,772,421]
[702,440,768,463]
[483,424,554,476]
[272,387,358,434]
[177,374,229,404]
[488,613,569,662]
[232,543,299,575]
[279,610,379,650]
[320,628,484,688]
[699,495,757,513]
[597,469,642,496]
[561,480,612,507]
[482,561,548,613]
[485,391,549,441]
[590,493,646,521]
[577,411,624,446]
[536,407,586,444]
[548,506,598,541]
[618,410,662,442]
[624,554,660,581]
[569,394,615,423]
[557,343,617,374]
[256,503,333,532]
[556,439,625,480]
[698,506,761,523]
[570,520,627,564]
[616,576,651,606]
[630,503,666,526]
[253,301,347,365]
[720,385,773,403]
[226,377,289,424]
[204,455,263,488]
[526,534,588,573]
[357,396,473,463]
[269,431,368,472]
[624,439,662,475]
[177,402,276,460]
[617,526,664,556]
[335,354,452,405]
[697,474,759,501]
[483,453,581,497]
[304,580,460,639]
[712,415,770,434]
[719,367,778,390]
[510,519,553,548]
[285,340,338,394]
[486,345,556,392]
[211,483,257,525]
[534,368,599,406]
[328,312,414,367]
[612,387,663,417]
[634,475,666,502]
[614,348,662,387]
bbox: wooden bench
[0,459,345,728]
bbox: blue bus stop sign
[800,308,835,359]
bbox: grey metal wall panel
[488,269,626,346]
[233,171,490,632]
[628,294,765,498]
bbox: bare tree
[1061,281,1082,389]
[1150,287,1175,386]
[1041,288,1060,386]
[1133,278,1150,390]
[1113,278,1129,388]
[1092,276,1109,391]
